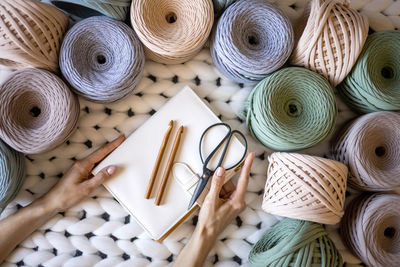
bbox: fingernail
[107,166,116,175]
[216,167,225,177]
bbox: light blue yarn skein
[211,0,294,84]
[60,16,145,103]
[0,140,25,213]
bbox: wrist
[34,194,61,216]
[186,226,217,265]
[193,225,217,245]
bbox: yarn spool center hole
[97,55,106,65]
[29,106,41,118]
[384,227,396,238]
[289,104,298,114]
[285,100,302,117]
[248,35,258,46]
[375,146,386,157]
[166,12,177,23]
[381,66,394,79]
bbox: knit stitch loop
[0,68,80,154]
[0,140,25,214]
[130,0,214,64]
[244,67,337,151]
[248,218,343,267]
[341,193,400,267]
[0,0,68,72]
[290,0,369,86]
[60,16,145,103]
[51,0,131,21]
[211,0,294,83]
[332,111,400,191]
[262,152,348,225]
[338,30,400,113]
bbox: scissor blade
[187,177,209,210]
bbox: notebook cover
[93,86,245,240]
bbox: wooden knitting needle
[155,125,184,206]
[145,120,174,199]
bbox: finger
[85,135,125,166]
[85,165,117,189]
[206,167,225,202]
[233,152,255,202]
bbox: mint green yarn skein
[248,218,343,267]
[338,30,400,113]
[51,0,130,21]
[0,140,25,214]
[244,67,337,151]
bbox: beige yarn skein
[0,0,68,72]
[263,152,348,225]
[130,0,214,64]
[290,0,369,86]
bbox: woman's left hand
[42,135,125,213]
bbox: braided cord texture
[290,0,369,86]
[0,0,68,72]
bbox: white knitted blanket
[0,0,398,266]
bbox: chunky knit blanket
[0,0,399,266]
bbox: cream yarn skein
[130,0,214,64]
[290,0,369,86]
[0,0,68,72]
[263,152,348,225]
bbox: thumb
[207,167,225,202]
[85,165,116,189]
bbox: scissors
[188,122,248,210]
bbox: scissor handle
[199,122,248,172]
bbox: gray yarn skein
[0,140,25,214]
[0,68,80,154]
[211,0,294,84]
[60,16,145,103]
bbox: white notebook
[93,86,245,241]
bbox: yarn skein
[290,0,369,86]
[130,0,214,64]
[249,218,343,267]
[332,111,400,191]
[262,153,348,225]
[341,193,400,267]
[244,67,337,151]
[0,0,68,73]
[51,0,131,21]
[0,140,25,214]
[211,0,294,84]
[60,16,144,103]
[338,30,400,113]
[213,0,237,17]
[0,68,80,154]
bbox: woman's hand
[0,135,125,263]
[42,135,125,213]
[196,152,255,240]
[174,152,255,267]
